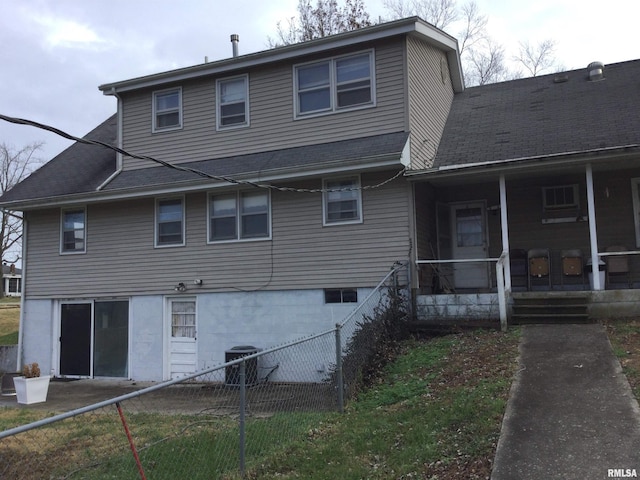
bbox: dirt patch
[419,329,520,480]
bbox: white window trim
[152,87,183,133]
[542,184,579,210]
[207,190,272,244]
[322,175,363,226]
[60,206,87,255]
[155,196,186,248]
[216,74,250,131]
[293,49,376,120]
[632,178,640,248]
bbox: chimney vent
[230,34,239,57]
[587,61,604,81]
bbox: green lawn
[0,301,19,345]
[1,328,519,480]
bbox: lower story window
[324,288,358,303]
[209,190,270,241]
[323,176,362,225]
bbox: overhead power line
[0,114,407,194]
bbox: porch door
[451,203,489,289]
[168,298,197,379]
[60,303,92,377]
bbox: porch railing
[415,254,508,331]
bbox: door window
[456,207,483,247]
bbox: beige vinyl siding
[121,40,407,171]
[24,171,411,298]
[406,36,455,169]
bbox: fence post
[335,323,344,413]
[239,360,246,477]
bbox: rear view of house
[0,18,463,381]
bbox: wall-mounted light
[174,282,186,292]
[193,279,203,286]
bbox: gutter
[405,144,640,179]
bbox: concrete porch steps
[511,292,592,325]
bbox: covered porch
[409,150,640,328]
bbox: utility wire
[0,114,407,193]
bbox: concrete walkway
[492,324,640,479]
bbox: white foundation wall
[21,288,372,383]
[192,289,370,383]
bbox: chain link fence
[0,263,408,479]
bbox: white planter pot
[14,376,51,405]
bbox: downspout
[16,213,27,372]
[585,164,602,289]
[97,89,123,191]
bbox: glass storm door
[94,301,129,378]
[60,303,92,377]
[451,203,489,289]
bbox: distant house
[2,264,22,297]
[1,17,639,381]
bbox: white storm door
[451,203,489,289]
[168,298,197,379]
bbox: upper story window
[217,75,249,129]
[61,207,86,254]
[153,88,182,132]
[295,50,375,118]
[323,176,363,225]
[156,197,185,247]
[209,190,270,242]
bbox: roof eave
[99,17,462,94]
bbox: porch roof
[432,59,640,171]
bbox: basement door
[451,202,489,289]
[59,301,129,378]
[167,298,198,379]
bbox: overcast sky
[1,0,639,164]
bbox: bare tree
[383,0,560,86]
[514,39,559,77]
[466,37,508,85]
[0,142,43,296]
[268,0,371,47]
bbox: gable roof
[431,59,640,172]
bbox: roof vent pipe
[230,34,239,57]
[587,61,604,81]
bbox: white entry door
[168,298,197,379]
[451,203,489,289]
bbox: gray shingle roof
[0,122,408,206]
[0,115,117,204]
[103,131,410,192]
[433,59,640,169]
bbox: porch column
[586,163,603,290]
[500,174,512,291]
